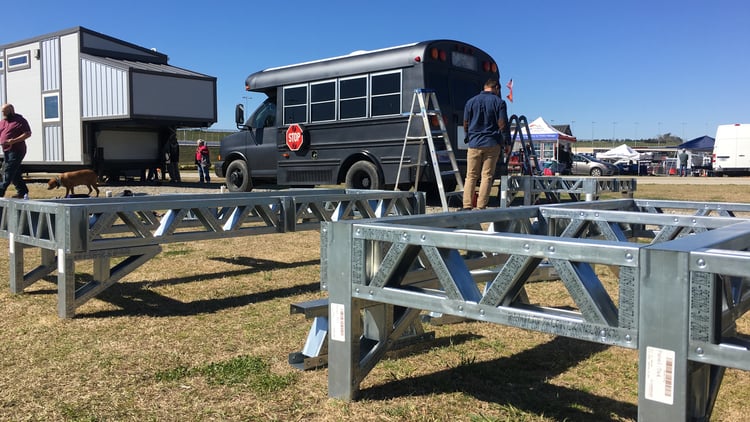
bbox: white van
[712,124,750,176]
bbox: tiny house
[0,27,216,179]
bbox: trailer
[0,27,216,180]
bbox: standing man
[0,104,32,199]
[678,148,689,177]
[462,79,510,210]
[167,133,181,182]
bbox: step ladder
[507,114,542,175]
[395,89,464,211]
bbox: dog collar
[55,176,60,185]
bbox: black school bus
[215,40,500,194]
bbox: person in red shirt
[0,104,32,198]
[195,139,211,183]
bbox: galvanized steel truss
[325,199,750,420]
[0,189,424,318]
[499,175,638,207]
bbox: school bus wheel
[225,160,253,192]
[345,161,382,190]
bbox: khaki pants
[463,145,501,209]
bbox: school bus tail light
[430,47,447,61]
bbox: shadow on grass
[72,256,321,318]
[361,336,637,421]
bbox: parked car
[570,153,620,176]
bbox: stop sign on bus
[285,124,304,151]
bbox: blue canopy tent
[675,135,715,151]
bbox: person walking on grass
[0,104,32,199]
[195,139,211,183]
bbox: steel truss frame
[499,175,638,207]
[325,198,750,420]
[0,189,424,318]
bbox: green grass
[156,355,298,393]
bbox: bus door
[244,99,279,179]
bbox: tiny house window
[371,71,401,116]
[339,76,367,120]
[7,52,30,71]
[0,59,4,70]
[42,93,60,122]
[283,85,307,124]
[310,80,336,122]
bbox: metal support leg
[326,222,358,400]
[639,244,714,420]
[8,238,24,293]
[57,248,76,319]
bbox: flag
[506,79,513,102]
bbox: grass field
[1,182,749,421]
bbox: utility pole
[591,121,596,142]
[658,121,662,147]
[612,121,617,148]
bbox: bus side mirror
[235,104,245,128]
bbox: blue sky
[2,0,748,141]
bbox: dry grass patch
[1,181,750,420]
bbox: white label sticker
[58,248,65,274]
[330,302,346,342]
[645,346,675,405]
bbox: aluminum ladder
[395,89,464,211]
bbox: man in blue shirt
[461,79,510,209]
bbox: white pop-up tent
[596,144,641,161]
[527,117,577,142]
[520,117,576,164]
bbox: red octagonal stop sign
[285,124,304,151]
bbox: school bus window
[339,76,367,120]
[283,85,307,124]
[310,80,336,122]
[248,98,276,128]
[451,51,478,71]
[371,71,401,116]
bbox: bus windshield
[246,97,277,128]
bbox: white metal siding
[44,125,63,161]
[60,33,83,162]
[81,58,128,118]
[41,38,60,91]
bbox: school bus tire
[345,160,382,190]
[225,159,253,192]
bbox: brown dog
[47,169,100,197]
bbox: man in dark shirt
[0,104,32,198]
[462,79,510,209]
